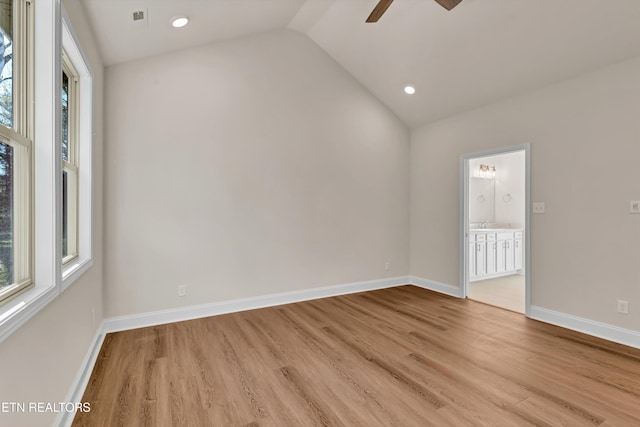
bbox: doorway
[461,145,530,315]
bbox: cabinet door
[496,240,506,273]
[469,242,476,277]
[486,241,497,274]
[476,242,486,276]
[514,238,523,270]
[505,239,515,271]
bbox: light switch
[630,200,640,214]
[533,202,546,214]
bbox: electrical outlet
[617,299,629,314]
[178,285,186,297]
[533,202,546,214]
[385,262,391,271]
[630,201,640,214]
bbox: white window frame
[61,50,79,264]
[60,8,92,288]
[0,0,33,306]
[0,1,93,343]
[0,0,57,343]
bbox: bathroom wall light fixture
[477,164,496,179]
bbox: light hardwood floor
[73,286,640,426]
[468,274,525,313]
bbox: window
[0,0,32,305]
[0,1,93,343]
[62,51,78,263]
[60,12,93,288]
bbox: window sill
[62,257,93,291]
[0,284,57,344]
[0,257,93,343]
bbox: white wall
[104,29,410,318]
[0,1,104,426]
[410,55,640,331]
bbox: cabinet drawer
[497,232,514,240]
[486,233,496,241]
[515,231,523,239]
[475,234,486,242]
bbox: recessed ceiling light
[171,16,189,28]
[404,86,416,95]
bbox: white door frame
[460,144,531,316]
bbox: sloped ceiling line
[82,0,640,128]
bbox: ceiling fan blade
[366,0,394,22]
[434,0,463,11]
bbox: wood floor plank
[73,286,640,426]
[275,306,439,426]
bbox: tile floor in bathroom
[468,274,525,313]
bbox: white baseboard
[410,277,640,350]
[529,305,640,350]
[56,322,107,427]
[104,276,411,333]
[409,275,464,298]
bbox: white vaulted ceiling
[81,0,640,127]
[81,0,307,66]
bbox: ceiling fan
[366,0,463,22]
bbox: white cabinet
[469,233,486,279]
[505,239,514,271]
[474,233,486,277]
[496,232,514,273]
[486,239,497,275]
[476,240,486,276]
[496,240,506,273]
[470,229,523,282]
[514,234,523,271]
[469,242,476,277]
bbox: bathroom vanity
[468,229,523,281]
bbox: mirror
[469,176,495,224]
